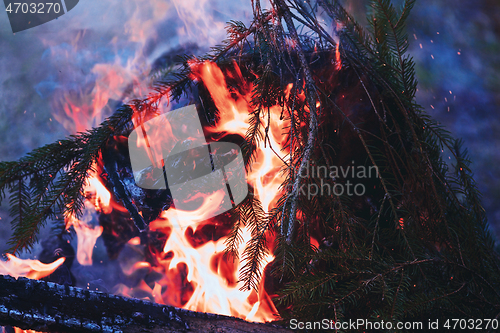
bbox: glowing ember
[335,42,342,71]
[20,36,287,325]
[12,328,38,333]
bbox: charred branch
[0,274,289,333]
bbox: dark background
[344,0,500,245]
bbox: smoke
[0,0,252,254]
[0,0,252,160]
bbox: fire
[111,60,289,322]
[3,59,287,326]
[12,328,38,333]
[0,254,64,280]
[64,169,109,266]
[189,59,251,136]
[2,1,295,331]
[334,22,343,71]
[84,167,112,215]
[120,200,277,322]
[191,60,289,213]
[335,42,342,71]
[5,11,296,324]
[65,207,103,266]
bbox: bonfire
[1,0,500,332]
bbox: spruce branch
[274,0,319,244]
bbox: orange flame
[190,60,290,213]
[134,196,278,322]
[46,26,288,322]
[3,1,297,331]
[0,254,64,280]
[49,1,173,135]
[84,167,112,215]
[50,59,285,323]
[335,42,342,71]
[60,167,110,266]
[13,328,38,333]
[111,60,290,321]
[65,201,104,266]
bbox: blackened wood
[0,275,290,333]
[101,137,148,232]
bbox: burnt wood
[0,274,289,333]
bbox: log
[0,275,290,333]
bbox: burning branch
[274,0,319,244]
